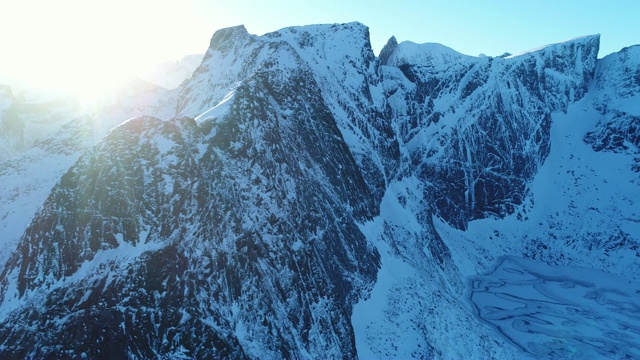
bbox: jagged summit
[207,22,375,60]
[208,24,252,51]
[378,36,398,65]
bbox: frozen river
[467,256,640,359]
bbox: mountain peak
[384,40,469,68]
[264,21,373,51]
[209,25,251,51]
[379,36,398,65]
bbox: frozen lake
[467,256,640,359]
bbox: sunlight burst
[1,0,206,106]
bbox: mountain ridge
[0,22,637,359]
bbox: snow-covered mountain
[0,22,638,359]
[0,66,198,163]
[0,86,83,162]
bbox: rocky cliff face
[0,80,177,271]
[0,25,379,358]
[381,35,599,229]
[0,23,638,359]
[585,44,640,164]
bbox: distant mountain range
[0,22,638,359]
[0,54,203,162]
[139,54,205,90]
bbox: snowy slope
[467,256,640,358]
[385,35,639,359]
[352,30,640,359]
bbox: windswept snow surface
[352,204,424,359]
[352,180,520,359]
[468,256,640,359]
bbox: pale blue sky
[197,0,638,57]
[1,0,638,93]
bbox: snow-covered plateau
[0,22,638,359]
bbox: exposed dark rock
[379,36,398,66]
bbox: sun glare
[13,64,131,107]
[1,0,209,107]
